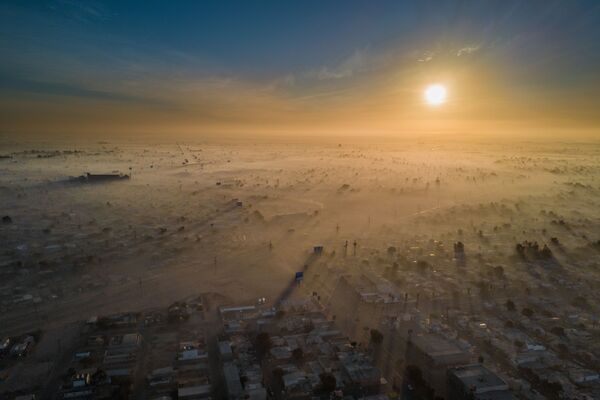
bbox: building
[340,352,382,394]
[218,341,234,362]
[220,305,258,321]
[329,274,403,342]
[447,364,513,400]
[103,333,143,379]
[178,384,211,400]
[223,362,244,399]
[405,333,472,398]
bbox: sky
[1,0,600,139]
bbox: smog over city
[1,2,600,400]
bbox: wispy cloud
[417,51,435,62]
[48,0,112,23]
[263,73,296,91]
[0,76,166,105]
[456,45,481,57]
[310,49,369,80]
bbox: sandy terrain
[1,138,600,337]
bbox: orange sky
[1,1,599,140]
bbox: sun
[424,84,447,106]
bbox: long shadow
[13,177,131,192]
[274,253,319,306]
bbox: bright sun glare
[424,84,447,106]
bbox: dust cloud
[1,137,600,398]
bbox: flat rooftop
[411,333,467,358]
[450,364,511,398]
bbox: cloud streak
[0,76,167,106]
[48,0,112,23]
[456,45,481,57]
[310,49,369,80]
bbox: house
[178,384,211,399]
[568,368,599,384]
[340,352,382,394]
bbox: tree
[319,372,337,393]
[256,332,272,355]
[550,326,565,337]
[505,300,516,312]
[292,347,304,362]
[405,365,425,386]
[454,241,465,256]
[392,262,399,274]
[540,244,553,259]
[493,265,504,278]
[521,307,534,318]
[557,343,569,358]
[272,367,284,388]
[515,243,525,257]
[572,296,589,309]
[370,329,384,345]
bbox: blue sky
[1,0,599,137]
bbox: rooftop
[449,364,511,399]
[178,384,211,398]
[410,333,469,360]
